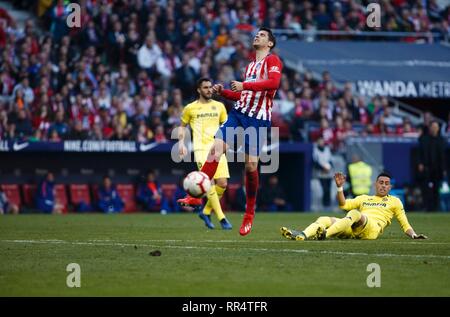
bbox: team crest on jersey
[382,197,388,201]
[255,63,261,70]
[212,106,216,110]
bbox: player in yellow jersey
[177,78,232,230]
[281,171,428,240]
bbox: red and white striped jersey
[233,54,283,121]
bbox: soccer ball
[183,171,211,198]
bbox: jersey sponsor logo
[245,74,257,82]
[196,113,218,118]
[362,202,387,207]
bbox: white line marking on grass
[87,239,450,246]
[2,239,450,260]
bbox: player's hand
[212,84,223,95]
[412,233,428,239]
[334,172,346,187]
[179,143,188,158]
[230,81,244,92]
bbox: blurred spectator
[97,176,124,213]
[258,174,291,212]
[0,0,445,148]
[136,170,169,214]
[382,107,403,126]
[417,121,448,211]
[0,186,19,214]
[49,111,69,139]
[347,154,373,197]
[313,137,333,210]
[36,172,63,214]
[13,109,33,140]
[137,35,162,75]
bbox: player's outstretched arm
[213,83,241,101]
[334,172,347,207]
[232,70,281,92]
[405,228,428,239]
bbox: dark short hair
[196,77,212,89]
[377,171,391,180]
[259,27,276,50]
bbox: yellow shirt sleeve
[341,195,364,211]
[393,198,413,233]
[180,105,191,125]
[219,103,227,124]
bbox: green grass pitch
[0,212,449,296]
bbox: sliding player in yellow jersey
[281,171,428,240]
[177,78,232,230]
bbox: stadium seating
[54,184,68,213]
[225,183,241,211]
[1,184,21,208]
[161,183,177,202]
[22,184,37,207]
[116,184,137,213]
[69,184,92,207]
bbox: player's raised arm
[334,172,347,207]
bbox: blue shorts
[215,109,271,156]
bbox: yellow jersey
[340,194,412,234]
[181,99,227,152]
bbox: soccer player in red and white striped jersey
[178,27,283,236]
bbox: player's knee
[347,209,361,223]
[316,216,332,227]
[216,178,227,188]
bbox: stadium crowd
[1,0,449,150]
[1,0,449,214]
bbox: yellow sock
[203,200,213,215]
[202,185,216,216]
[302,216,333,239]
[212,185,226,221]
[326,210,361,238]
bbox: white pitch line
[1,239,449,260]
[107,239,450,246]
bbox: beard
[201,93,212,100]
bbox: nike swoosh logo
[139,142,158,152]
[13,142,29,151]
[261,143,279,153]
